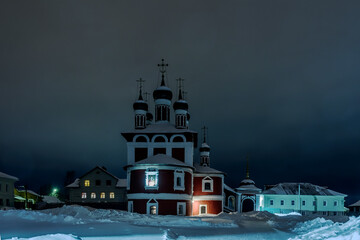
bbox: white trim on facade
[193,195,223,201]
[202,176,213,192]
[174,169,185,191]
[128,193,192,200]
[199,204,207,215]
[128,201,133,212]
[147,199,159,215]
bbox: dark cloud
[0,0,359,203]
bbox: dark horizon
[0,1,359,205]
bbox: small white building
[258,183,347,216]
[0,171,19,209]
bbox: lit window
[174,170,185,191]
[281,200,284,205]
[84,180,90,187]
[202,177,213,192]
[145,168,159,189]
[91,193,96,199]
[81,192,87,199]
[270,200,274,206]
[150,205,157,215]
[110,192,115,199]
[291,200,295,206]
[100,192,105,199]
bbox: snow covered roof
[130,154,193,168]
[193,163,224,175]
[42,195,64,204]
[349,200,360,207]
[66,167,126,188]
[224,184,237,194]
[66,178,80,188]
[18,189,41,197]
[122,122,197,134]
[116,179,127,187]
[0,171,19,181]
[262,183,347,196]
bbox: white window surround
[81,192,87,199]
[151,134,168,143]
[199,204,207,215]
[127,170,131,190]
[128,201,133,212]
[228,196,235,210]
[145,168,159,190]
[174,169,185,191]
[177,202,186,216]
[202,176,213,192]
[91,192,96,199]
[147,199,158,215]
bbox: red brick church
[122,59,224,216]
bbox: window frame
[84,180,90,187]
[109,192,115,199]
[199,204,207,215]
[81,192,87,199]
[173,169,185,191]
[100,192,106,199]
[145,168,159,190]
[177,202,186,216]
[280,200,284,206]
[202,177,213,192]
[91,192,96,199]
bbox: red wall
[193,176,223,196]
[131,199,192,216]
[129,169,192,194]
[192,200,222,215]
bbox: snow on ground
[0,205,358,240]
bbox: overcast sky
[0,1,359,203]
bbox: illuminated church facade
[121,59,224,216]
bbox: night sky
[0,1,359,204]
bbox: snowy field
[0,206,359,240]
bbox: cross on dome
[157,59,169,86]
[136,78,145,100]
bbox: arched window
[172,136,184,142]
[136,136,147,142]
[154,136,166,142]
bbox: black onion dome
[239,178,255,186]
[173,99,188,110]
[199,143,210,152]
[153,86,173,100]
[133,100,148,111]
[146,112,153,121]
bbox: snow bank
[6,234,81,240]
[290,216,360,240]
[274,212,302,217]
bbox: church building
[122,59,224,216]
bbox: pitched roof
[193,163,224,175]
[349,200,360,207]
[130,154,193,168]
[66,167,126,188]
[0,171,19,181]
[262,183,346,196]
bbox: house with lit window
[0,171,18,209]
[257,183,347,216]
[66,166,127,209]
[122,59,225,216]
